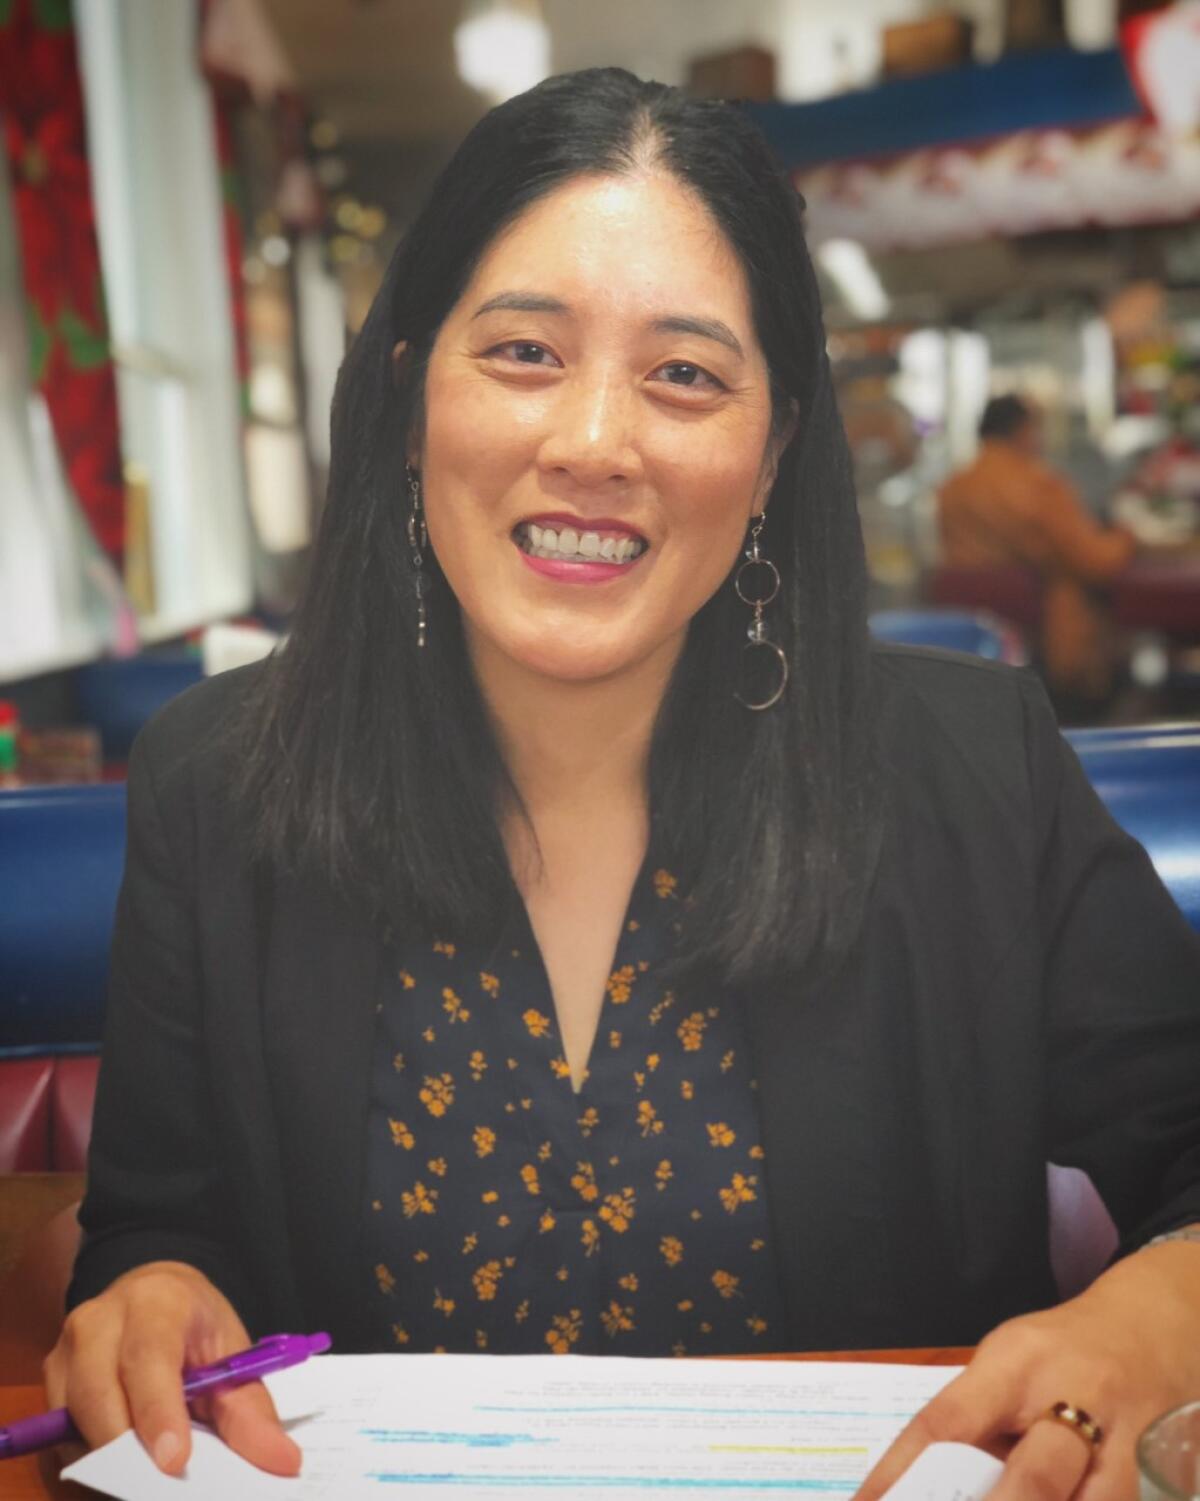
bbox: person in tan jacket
[938,396,1136,700]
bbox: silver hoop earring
[733,512,788,711]
[405,463,428,649]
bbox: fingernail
[153,1430,181,1470]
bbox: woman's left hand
[855,1239,1200,1501]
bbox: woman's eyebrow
[471,293,744,359]
[651,315,744,360]
[472,292,568,319]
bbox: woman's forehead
[457,172,756,335]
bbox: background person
[938,394,1136,708]
[43,70,1200,1501]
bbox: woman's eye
[653,362,724,391]
[490,341,560,367]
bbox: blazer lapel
[262,868,385,1351]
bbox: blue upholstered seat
[0,717,1195,1050]
[2,724,1196,1056]
[870,609,1008,661]
[75,651,203,759]
[0,785,126,1056]
[1,723,1196,1285]
[1068,728,1200,932]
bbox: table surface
[0,1348,970,1499]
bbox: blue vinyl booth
[1,720,1198,1292]
[3,725,1198,1042]
[75,651,204,760]
[1064,726,1200,935]
[0,785,126,1172]
[0,785,127,1060]
[1,729,1198,1062]
[869,610,1012,663]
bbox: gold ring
[1040,1401,1103,1455]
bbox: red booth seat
[927,564,1044,629]
[0,1057,99,1172]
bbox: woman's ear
[758,400,799,506]
[773,398,800,467]
[391,339,410,390]
[393,341,423,469]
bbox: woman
[47,69,1200,1500]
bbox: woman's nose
[537,372,642,489]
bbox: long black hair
[237,67,880,992]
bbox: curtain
[0,0,124,563]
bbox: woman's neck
[466,626,685,824]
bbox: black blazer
[69,646,1200,1351]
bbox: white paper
[62,1353,992,1500]
[880,1441,1004,1500]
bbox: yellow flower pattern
[363,863,784,1355]
[442,988,470,1024]
[401,1181,438,1218]
[544,1309,582,1353]
[677,1012,707,1052]
[607,965,636,1004]
[472,1260,504,1300]
[571,1161,599,1202]
[419,1073,455,1116]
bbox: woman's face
[411,170,789,686]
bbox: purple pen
[0,1331,331,1461]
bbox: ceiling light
[454,0,550,104]
[816,238,891,322]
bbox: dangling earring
[733,511,788,711]
[405,463,428,649]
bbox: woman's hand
[43,1260,301,1477]
[856,1240,1200,1501]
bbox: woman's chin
[511,646,639,685]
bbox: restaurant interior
[1,0,1199,1471]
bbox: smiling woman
[236,67,868,998]
[51,68,1200,1501]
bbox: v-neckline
[498,843,655,1115]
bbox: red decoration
[0,0,125,561]
[211,101,250,396]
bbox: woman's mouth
[512,520,648,565]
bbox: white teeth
[515,522,646,564]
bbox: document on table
[62,1353,1003,1500]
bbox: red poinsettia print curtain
[0,0,124,562]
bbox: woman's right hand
[43,1260,301,1477]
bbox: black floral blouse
[362,854,788,1356]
